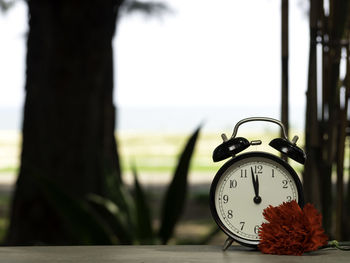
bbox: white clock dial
[211,153,301,245]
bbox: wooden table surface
[0,245,348,263]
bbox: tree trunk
[6,0,122,245]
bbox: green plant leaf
[33,174,116,245]
[87,194,134,244]
[132,164,155,244]
[158,125,201,244]
[105,172,136,228]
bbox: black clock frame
[209,151,305,247]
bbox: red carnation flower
[258,200,328,256]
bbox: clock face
[210,152,304,246]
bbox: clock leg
[222,237,234,251]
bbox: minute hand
[251,167,261,204]
[251,167,259,196]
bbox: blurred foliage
[0,194,10,242]
[122,0,172,18]
[0,0,171,17]
[0,0,15,12]
[37,126,203,244]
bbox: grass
[0,130,305,178]
[117,131,224,180]
[0,167,18,173]
[118,130,305,177]
[0,129,306,244]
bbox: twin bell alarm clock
[209,117,306,250]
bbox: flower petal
[258,201,328,255]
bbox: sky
[116,0,309,108]
[0,0,309,131]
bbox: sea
[0,105,305,134]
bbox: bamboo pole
[335,50,347,239]
[281,0,289,143]
[305,0,350,239]
[346,35,350,239]
[320,0,333,236]
[327,0,350,238]
[304,0,321,209]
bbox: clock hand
[251,167,262,204]
[251,167,258,195]
[255,172,259,197]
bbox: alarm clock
[209,117,305,250]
